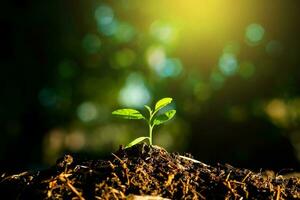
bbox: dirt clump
[1,143,299,199]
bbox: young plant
[112,97,176,148]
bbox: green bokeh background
[2,0,300,172]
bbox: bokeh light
[112,48,136,68]
[147,45,166,69]
[82,34,101,54]
[95,5,114,26]
[218,53,239,76]
[239,61,255,79]
[266,40,283,56]
[245,23,265,45]
[119,73,151,108]
[65,130,86,151]
[228,106,248,122]
[114,22,135,43]
[265,99,288,127]
[159,58,182,78]
[146,45,182,78]
[210,72,225,90]
[194,82,212,102]
[77,102,98,122]
[150,21,178,45]
[95,5,117,36]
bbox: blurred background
[1,0,300,172]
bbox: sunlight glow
[223,42,240,55]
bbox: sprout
[112,97,176,148]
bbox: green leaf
[154,97,173,111]
[144,105,152,114]
[125,137,149,148]
[153,110,176,126]
[112,109,144,119]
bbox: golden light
[135,0,273,72]
[170,1,233,23]
[156,0,248,40]
[265,99,288,127]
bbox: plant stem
[149,124,153,145]
[148,111,155,145]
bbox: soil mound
[1,143,299,199]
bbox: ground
[0,143,299,199]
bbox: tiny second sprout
[112,97,176,148]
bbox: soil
[0,143,299,199]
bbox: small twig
[165,174,175,187]
[242,185,249,199]
[74,165,89,172]
[1,171,29,183]
[108,161,115,169]
[226,171,232,182]
[276,185,281,200]
[111,153,124,163]
[178,155,209,167]
[66,180,85,200]
[57,172,85,200]
[230,180,246,185]
[242,171,252,182]
[225,180,239,198]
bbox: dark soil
[1,143,299,199]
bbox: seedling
[112,97,176,148]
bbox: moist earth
[0,143,299,199]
